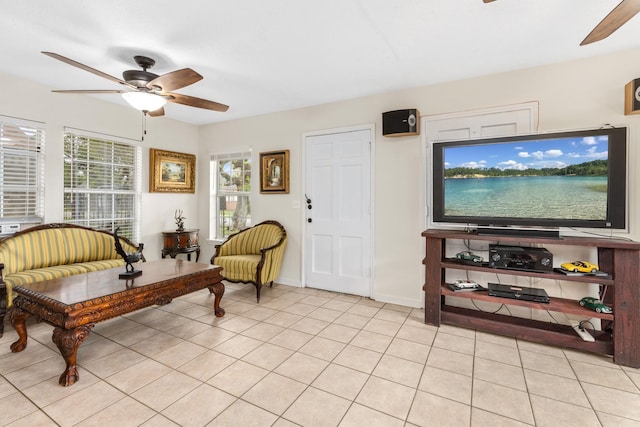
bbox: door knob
[307,218,312,223]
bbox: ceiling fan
[483,0,640,46]
[42,51,229,117]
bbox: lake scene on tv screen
[443,135,609,221]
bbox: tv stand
[422,229,640,368]
[476,227,560,239]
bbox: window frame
[0,116,45,231]
[63,130,142,242]
[210,151,252,240]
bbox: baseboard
[371,291,422,309]
[273,280,422,309]
[275,276,302,287]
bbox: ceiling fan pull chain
[141,112,147,142]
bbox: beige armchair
[211,220,287,302]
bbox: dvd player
[487,283,550,303]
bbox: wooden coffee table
[8,259,224,386]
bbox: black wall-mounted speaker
[625,79,640,115]
[382,109,419,137]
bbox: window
[64,131,141,241]
[0,116,45,228]
[210,152,251,239]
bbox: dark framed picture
[260,150,289,194]
[149,148,196,193]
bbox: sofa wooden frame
[0,223,143,337]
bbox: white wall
[0,73,200,260]
[2,47,639,309]
[198,47,640,308]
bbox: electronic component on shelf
[570,321,595,342]
[487,283,550,303]
[489,245,553,272]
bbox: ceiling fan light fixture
[122,91,167,112]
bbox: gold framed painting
[260,150,289,194]
[149,148,196,193]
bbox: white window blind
[64,131,141,242]
[0,116,45,224]
[210,151,251,239]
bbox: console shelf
[440,285,615,321]
[441,306,613,356]
[440,259,614,285]
[422,229,640,367]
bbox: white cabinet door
[424,102,539,228]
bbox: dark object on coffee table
[114,227,145,279]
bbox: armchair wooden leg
[255,282,263,303]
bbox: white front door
[304,128,372,296]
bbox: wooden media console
[422,229,640,368]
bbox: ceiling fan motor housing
[133,55,155,70]
[123,56,159,87]
[122,70,159,88]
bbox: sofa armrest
[0,263,5,337]
[137,243,147,263]
[210,243,224,264]
[0,262,5,297]
[257,236,287,284]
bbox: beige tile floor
[1,282,640,427]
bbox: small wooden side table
[161,229,200,262]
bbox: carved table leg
[207,282,225,317]
[9,308,29,353]
[52,324,94,386]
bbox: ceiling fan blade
[148,107,165,117]
[581,0,640,45]
[42,51,137,89]
[166,92,229,112]
[52,89,126,94]
[483,0,496,3]
[147,68,203,92]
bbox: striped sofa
[0,223,144,337]
[211,220,287,302]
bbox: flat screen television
[431,127,627,234]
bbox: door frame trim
[301,123,376,294]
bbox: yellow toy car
[561,260,599,273]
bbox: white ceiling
[1,0,639,126]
